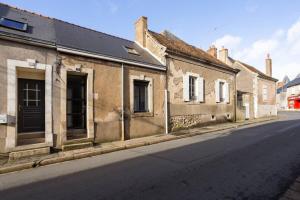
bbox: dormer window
[124,46,139,55]
[0,17,28,31]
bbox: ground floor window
[189,76,197,100]
[67,75,87,130]
[219,81,225,102]
[134,80,149,112]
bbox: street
[0,112,300,200]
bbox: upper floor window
[0,17,28,31]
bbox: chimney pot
[207,45,217,58]
[219,47,229,64]
[265,53,272,77]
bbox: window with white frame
[263,85,268,101]
[183,73,204,102]
[219,81,225,102]
[215,79,230,103]
[189,76,197,100]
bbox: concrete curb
[0,117,277,175]
[0,162,35,174]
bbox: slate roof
[286,77,300,88]
[0,3,164,69]
[277,85,288,94]
[53,20,163,67]
[148,30,238,73]
[0,3,55,45]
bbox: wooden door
[18,79,45,133]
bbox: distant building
[276,76,290,110]
[286,77,300,110]
[216,47,278,120]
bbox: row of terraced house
[0,4,278,157]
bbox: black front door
[18,79,45,133]
[67,75,87,131]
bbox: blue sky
[2,0,300,80]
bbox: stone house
[218,47,278,120]
[135,17,240,131]
[0,4,166,156]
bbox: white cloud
[212,18,300,81]
[287,20,300,43]
[235,39,278,61]
[214,35,242,50]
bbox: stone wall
[167,55,236,130]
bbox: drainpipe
[234,73,237,122]
[165,89,168,134]
[165,57,169,134]
[121,63,125,141]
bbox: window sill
[131,112,154,118]
[184,100,204,104]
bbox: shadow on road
[1,118,300,200]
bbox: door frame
[66,74,87,136]
[6,59,53,152]
[60,64,94,145]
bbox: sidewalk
[0,116,278,174]
[280,177,300,200]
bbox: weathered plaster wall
[257,78,277,117]
[124,65,166,139]
[233,63,256,120]
[234,63,255,94]
[60,54,166,143]
[0,39,56,153]
[167,56,236,130]
[144,32,167,65]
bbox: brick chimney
[207,45,217,58]
[135,16,148,47]
[265,53,272,77]
[219,46,229,64]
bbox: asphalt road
[1,112,300,200]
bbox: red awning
[288,95,300,100]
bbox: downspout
[121,63,125,141]
[165,57,169,134]
[234,73,237,122]
[165,89,168,134]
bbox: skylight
[0,17,28,31]
[124,46,139,55]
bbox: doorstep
[9,147,50,161]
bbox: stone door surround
[6,59,53,152]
